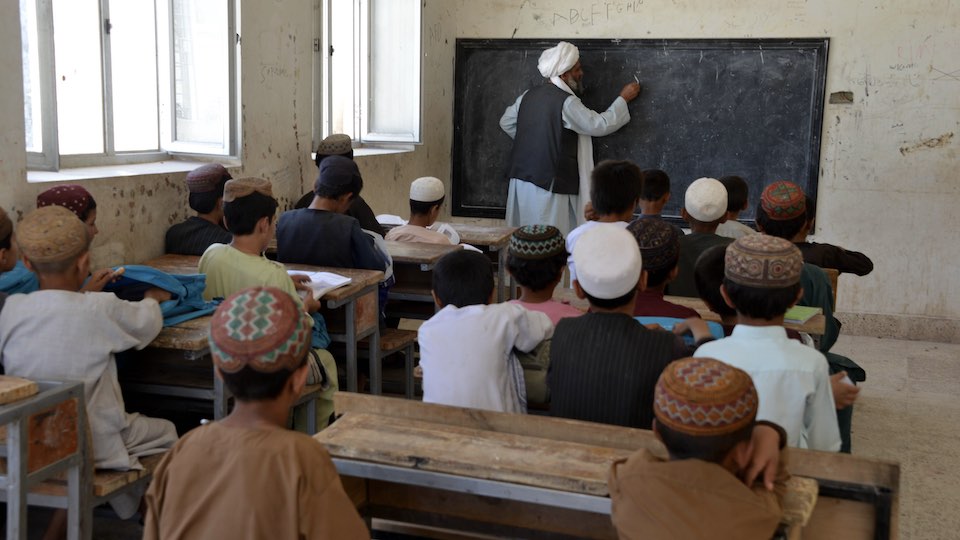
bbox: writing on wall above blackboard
[452,38,830,224]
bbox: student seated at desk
[506,224,583,324]
[419,250,552,414]
[609,357,789,540]
[0,206,178,523]
[694,234,842,451]
[200,177,337,429]
[0,207,18,310]
[144,287,368,540]
[796,195,874,276]
[637,168,686,240]
[626,216,700,319]
[666,177,733,297]
[384,176,454,245]
[165,163,233,256]
[715,175,758,240]
[548,226,714,429]
[565,159,642,282]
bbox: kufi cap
[410,177,445,203]
[760,181,806,221]
[509,225,566,260]
[0,207,12,242]
[209,287,313,374]
[316,134,353,157]
[316,155,362,191]
[222,177,273,203]
[36,185,94,220]
[725,234,803,288]
[684,178,728,222]
[185,164,231,194]
[655,357,758,436]
[572,225,642,299]
[626,217,680,272]
[538,41,580,78]
[17,206,89,264]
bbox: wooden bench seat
[25,453,165,500]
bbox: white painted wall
[1,0,958,330]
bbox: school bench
[321,393,899,540]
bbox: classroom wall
[1,1,958,341]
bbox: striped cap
[209,287,312,374]
[509,225,566,260]
[725,234,803,288]
[760,181,806,221]
[655,357,758,436]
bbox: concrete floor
[833,334,960,540]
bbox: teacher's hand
[619,82,641,102]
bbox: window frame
[22,0,240,172]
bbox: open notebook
[287,270,352,300]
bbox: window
[20,0,239,171]
[317,0,421,147]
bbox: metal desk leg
[214,373,229,420]
[69,404,92,540]
[404,341,415,399]
[368,327,382,395]
[7,419,28,540]
[496,247,507,303]
[345,300,359,392]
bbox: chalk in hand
[633,74,640,84]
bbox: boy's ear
[76,251,91,277]
[290,362,309,396]
[573,280,587,299]
[720,283,736,309]
[662,192,671,205]
[638,270,648,292]
[791,286,804,308]
[430,290,444,308]
[680,207,691,222]
[668,265,680,282]
[22,256,36,273]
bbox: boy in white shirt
[384,177,453,245]
[419,250,552,413]
[694,234,841,451]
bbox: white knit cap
[572,225,642,299]
[684,177,728,222]
[410,177,445,203]
[538,42,580,78]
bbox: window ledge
[310,145,415,163]
[27,158,242,184]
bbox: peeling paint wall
[2,0,959,325]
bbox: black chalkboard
[452,38,829,224]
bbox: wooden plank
[140,254,200,275]
[0,376,39,405]
[385,240,461,265]
[448,224,516,248]
[148,315,210,351]
[0,399,80,475]
[317,412,632,496]
[803,497,878,540]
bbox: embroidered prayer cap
[410,177,445,203]
[185,164,232,194]
[209,286,313,374]
[626,217,680,272]
[655,357,758,437]
[725,233,803,288]
[16,206,89,264]
[573,225,642,299]
[0,207,12,243]
[684,177,728,222]
[36,185,94,220]
[509,225,566,260]
[315,133,353,157]
[315,155,362,191]
[538,41,579,78]
[222,177,274,203]
[760,180,806,221]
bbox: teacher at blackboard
[499,41,641,236]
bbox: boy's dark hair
[719,176,749,213]
[0,232,10,251]
[655,420,754,463]
[219,355,307,401]
[591,160,643,215]
[78,198,97,223]
[433,250,494,307]
[507,249,568,292]
[582,288,636,310]
[223,192,279,235]
[410,197,444,216]
[188,178,229,214]
[314,173,363,200]
[694,245,736,317]
[805,195,816,224]
[640,169,671,201]
[315,150,354,168]
[723,278,801,320]
[645,264,677,290]
[755,203,806,240]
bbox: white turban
[538,41,579,78]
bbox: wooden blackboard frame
[452,38,830,224]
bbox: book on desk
[287,270,352,300]
[784,305,822,324]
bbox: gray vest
[506,84,580,195]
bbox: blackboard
[452,38,829,224]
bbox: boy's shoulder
[698,328,827,371]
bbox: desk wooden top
[316,411,632,496]
[149,315,210,351]
[449,223,516,248]
[551,287,826,335]
[385,240,461,265]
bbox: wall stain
[899,132,954,155]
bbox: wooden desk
[449,224,517,302]
[385,241,461,319]
[552,287,827,335]
[140,254,384,395]
[385,240,460,270]
[323,393,899,540]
